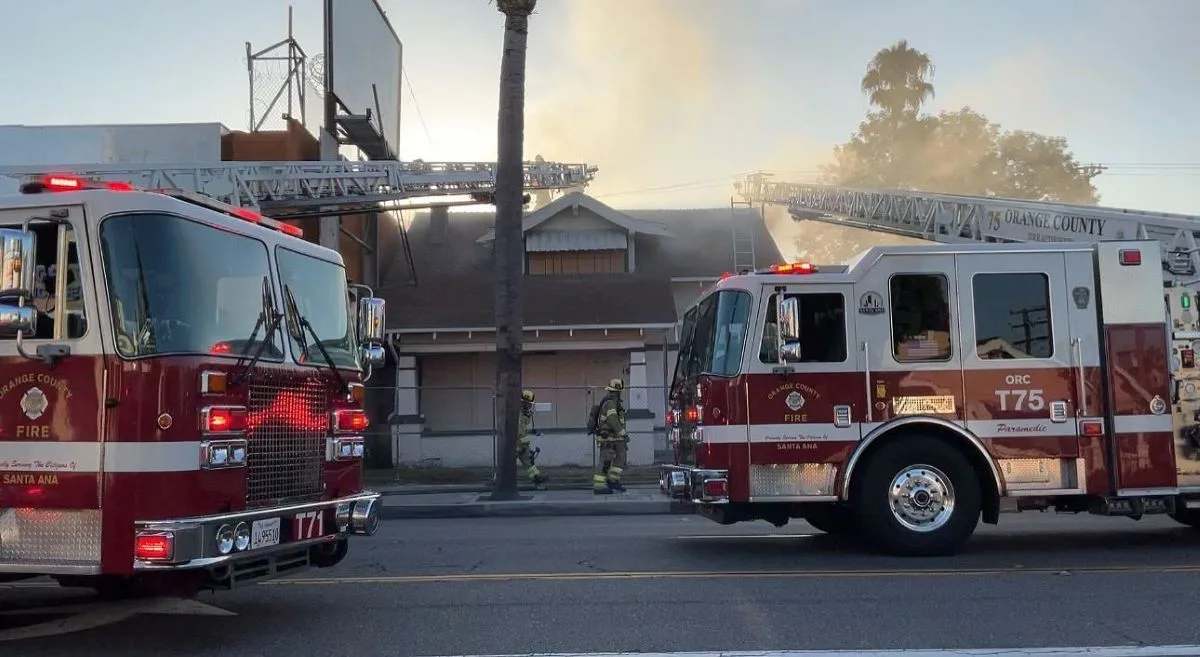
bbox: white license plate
[250,517,282,550]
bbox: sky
[1,0,1198,214]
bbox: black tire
[851,435,982,557]
[803,504,859,535]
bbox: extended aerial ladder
[0,158,595,288]
[0,159,596,220]
[736,174,1200,286]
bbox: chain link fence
[367,384,669,472]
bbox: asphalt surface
[6,512,1200,655]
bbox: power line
[402,66,434,151]
[592,173,757,199]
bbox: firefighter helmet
[522,390,535,402]
[605,378,624,392]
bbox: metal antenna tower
[246,5,309,132]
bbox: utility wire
[402,66,435,151]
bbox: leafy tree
[823,41,1100,204]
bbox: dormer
[476,192,672,274]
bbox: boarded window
[528,250,626,275]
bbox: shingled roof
[375,197,782,331]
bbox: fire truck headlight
[339,442,354,458]
[233,522,251,551]
[215,524,235,555]
[352,443,364,458]
[201,439,248,469]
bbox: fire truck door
[747,282,859,489]
[0,204,106,515]
[853,254,964,435]
[954,252,1080,464]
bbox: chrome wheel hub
[888,464,955,533]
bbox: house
[369,192,783,469]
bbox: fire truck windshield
[100,212,285,359]
[670,289,752,397]
[276,246,358,370]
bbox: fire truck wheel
[852,436,982,557]
[802,505,858,535]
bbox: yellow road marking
[8,562,1200,594]
[263,563,1200,585]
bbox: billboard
[327,0,403,159]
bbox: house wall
[538,208,613,231]
[388,344,668,468]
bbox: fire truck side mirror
[0,228,39,339]
[356,296,387,369]
[357,297,386,344]
[0,304,36,338]
[0,228,37,301]
[776,295,802,363]
[359,344,386,369]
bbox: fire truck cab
[0,175,387,596]
[662,240,1198,556]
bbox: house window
[972,272,1053,359]
[889,273,953,362]
[528,250,626,275]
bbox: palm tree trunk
[490,1,535,501]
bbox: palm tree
[490,0,536,501]
[860,40,936,119]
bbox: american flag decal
[904,338,942,359]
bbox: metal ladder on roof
[738,177,1200,286]
[730,197,758,273]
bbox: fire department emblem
[858,291,885,315]
[784,391,806,411]
[1149,395,1167,416]
[20,386,48,420]
[1072,286,1091,310]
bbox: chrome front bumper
[659,465,730,504]
[133,491,382,571]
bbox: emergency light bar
[19,174,306,239]
[761,262,817,275]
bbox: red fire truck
[662,240,1199,557]
[0,175,387,596]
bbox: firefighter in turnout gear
[592,378,628,494]
[518,390,549,489]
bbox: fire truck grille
[246,378,330,506]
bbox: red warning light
[232,207,263,223]
[769,262,817,274]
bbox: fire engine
[663,182,1200,557]
[0,174,387,596]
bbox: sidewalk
[376,484,690,519]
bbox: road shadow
[667,524,1200,571]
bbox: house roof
[475,192,673,242]
[376,198,783,331]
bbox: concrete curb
[379,499,692,520]
[377,483,660,497]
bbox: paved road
[6,512,1200,655]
